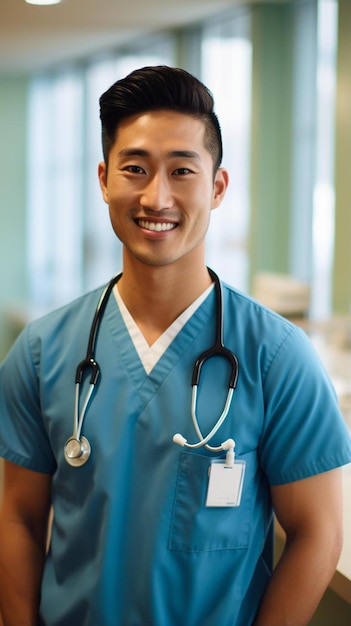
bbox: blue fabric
[1,282,350,626]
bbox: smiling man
[0,66,350,626]
[99,111,227,269]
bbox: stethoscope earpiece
[64,436,91,467]
[173,433,236,466]
[173,433,187,446]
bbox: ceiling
[0,0,248,74]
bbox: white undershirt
[113,282,214,374]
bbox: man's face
[98,110,228,270]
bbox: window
[27,36,176,312]
[288,0,338,320]
[312,0,338,319]
[201,11,252,293]
[27,71,84,310]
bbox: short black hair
[99,65,223,171]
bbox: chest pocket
[168,450,253,552]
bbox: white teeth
[138,219,176,232]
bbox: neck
[117,254,212,345]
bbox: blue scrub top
[1,281,350,626]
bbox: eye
[173,167,192,175]
[124,165,145,174]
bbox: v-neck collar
[103,285,216,397]
[113,283,214,375]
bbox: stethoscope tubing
[190,386,234,451]
[64,269,239,466]
[64,274,121,466]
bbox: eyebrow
[117,148,201,160]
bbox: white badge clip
[206,441,245,507]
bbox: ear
[211,167,229,210]
[98,161,109,203]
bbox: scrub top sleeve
[260,325,351,485]
[0,325,56,474]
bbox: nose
[140,173,174,212]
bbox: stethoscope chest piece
[64,436,91,467]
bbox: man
[0,66,350,626]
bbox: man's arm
[253,468,344,626]
[0,460,52,626]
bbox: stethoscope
[64,269,239,467]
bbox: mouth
[136,219,177,232]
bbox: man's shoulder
[221,280,298,333]
[31,284,107,331]
[21,283,113,360]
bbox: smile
[137,219,177,232]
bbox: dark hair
[99,65,223,171]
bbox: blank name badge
[206,460,246,507]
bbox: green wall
[249,3,294,282]
[0,75,29,361]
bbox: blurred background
[1,0,350,359]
